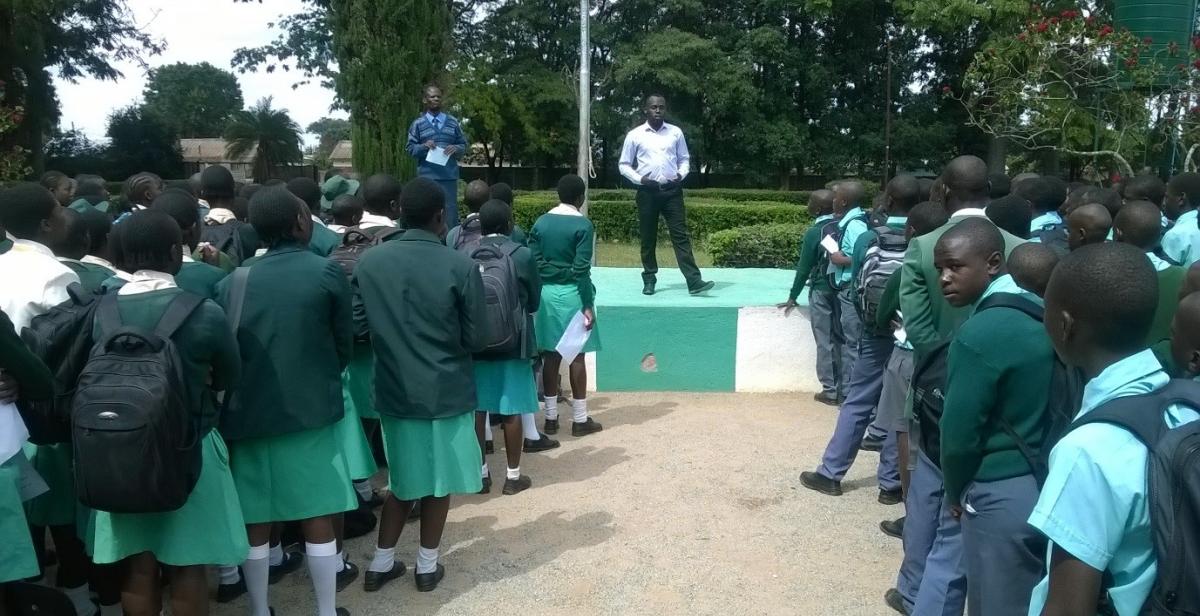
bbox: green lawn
[595,240,714,268]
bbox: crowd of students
[785,155,1200,616]
[0,167,604,616]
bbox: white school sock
[98,603,122,616]
[521,413,539,439]
[543,398,558,420]
[368,545,396,574]
[244,543,272,616]
[269,543,284,567]
[572,398,588,423]
[63,585,97,616]
[353,479,374,500]
[305,540,340,616]
[484,413,493,440]
[218,564,241,585]
[481,463,490,478]
[339,549,348,572]
[415,545,439,575]
[506,466,521,480]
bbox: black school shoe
[269,550,304,584]
[799,471,843,496]
[543,418,559,435]
[216,576,246,603]
[503,475,532,495]
[572,418,603,437]
[524,434,560,453]
[861,434,885,452]
[414,563,446,592]
[813,392,839,407]
[643,281,656,295]
[337,560,359,591]
[878,488,903,506]
[884,588,910,615]
[689,280,715,295]
[880,517,905,539]
[479,476,492,494]
[363,561,406,592]
[336,609,350,616]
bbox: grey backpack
[855,224,908,334]
[1069,379,1200,616]
[470,240,526,358]
[454,214,484,255]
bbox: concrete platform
[589,268,820,393]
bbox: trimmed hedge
[708,223,806,269]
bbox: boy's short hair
[986,194,1033,240]
[988,173,1011,198]
[399,178,445,228]
[152,188,201,231]
[331,194,365,225]
[907,201,949,237]
[1009,243,1059,298]
[1123,174,1166,206]
[40,170,69,192]
[886,175,922,214]
[286,177,322,211]
[120,210,182,273]
[78,207,112,254]
[363,174,402,215]
[200,166,236,201]
[74,174,107,198]
[939,217,1004,261]
[0,182,58,239]
[1077,186,1122,217]
[57,208,90,260]
[249,186,303,245]
[1169,173,1200,209]
[490,183,515,206]
[464,180,491,213]
[166,179,195,196]
[1013,177,1063,215]
[1114,200,1163,250]
[1047,242,1158,353]
[557,175,586,205]
[239,183,263,202]
[479,200,513,235]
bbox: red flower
[1086,15,1096,25]
[1049,17,1059,24]
[11,113,22,124]
[1060,9,1079,19]
[1036,21,1049,32]
[942,85,952,93]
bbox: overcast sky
[55,0,344,145]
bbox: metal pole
[577,0,591,200]
[883,32,892,187]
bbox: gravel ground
[213,392,904,616]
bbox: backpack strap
[1069,379,1200,446]
[976,292,1043,322]
[152,292,205,339]
[223,267,251,334]
[97,293,123,332]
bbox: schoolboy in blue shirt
[1160,173,1200,266]
[1030,242,1200,616]
[825,180,870,391]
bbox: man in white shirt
[619,95,713,296]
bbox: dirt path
[215,393,903,616]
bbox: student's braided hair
[122,172,163,207]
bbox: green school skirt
[21,442,75,527]
[345,344,377,420]
[0,457,39,582]
[534,283,602,354]
[337,368,379,481]
[230,423,357,524]
[89,431,249,566]
[379,413,482,501]
[473,359,539,415]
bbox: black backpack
[1070,380,1200,616]
[330,228,376,279]
[810,218,842,289]
[855,225,909,335]
[913,293,1083,475]
[470,240,527,358]
[454,214,484,255]
[17,284,106,445]
[824,210,870,290]
[1033,222,1069,255]
[201,220,247,264]
[71,292,204,513]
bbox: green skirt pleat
[534,283,602,353]
[0,457,39,582]
[379,413,482,501]
[89,431,249,566]
[337,369,379,481]
[473,359,539,415]
[21,442,75,527]
[346,344,377,420]
[230,423,357,524]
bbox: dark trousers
[637,185,702,288]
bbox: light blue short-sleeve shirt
[1029,212,1063,241]
[1161,210,1200,267]
[1026,350,1200,616]
[834,206,869,286]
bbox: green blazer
[0,309,54,400]
[353,228,488,420]
[61,260,114,294]
[899,213,1025,355]
[309,221,341,257]
[176,260,229,300]
[216,243,353,440]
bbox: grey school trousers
[809,287,841,397]
[960,474,1047,616]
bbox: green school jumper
[529,205,602,353]
[216,243,357,523]
[472,235,542,415]
[309,221,341,257]
[1148,265,1185,347]
[175,258,228,300]
[1,310,53,582]
[87,286,249,566]
[354,228,487,500]
[60,259,114,294]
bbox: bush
[708,223,806,268]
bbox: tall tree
[105,106,183,180]
[223,98,304,183]
[306,116,352,159]
[143,62,245,138]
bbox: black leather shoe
[337,560,359,591]
[524,434,560,453]
[643,282,656,295]
[336,609,349,616]
[572,418,603,437]
[688,280,715,295]
[861,434,885,452]
[799,471,843,496]
[503,475,532,495]
[216,576,246,603]
[268,550,304,584]
[414,563,445,592]
[813,392,839,407]
[478,476,492,494]
[484,440,494,454]
[884,588,910,615]
[363,561,406,592]
[878,488,903,506]
[880,517,905,539]
[543,418,559,435]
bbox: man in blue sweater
[406,85,468,224]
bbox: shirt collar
[1030,211,1062,230]
[814,214,834,224]
[1079,349,1169,418]
[9,238,56,258]
[57,257,83,265]
[311,214,328,227]
[181,246,195,263]
[886,215,907,228]
[425,111,447,124]
[81,255,115,270]
[397,228,444,244]
[360,212,397,228]
[327,223,348,234]
[641,121,670,134]
[205,208,238,224]
[118,270,178,296]
[4,231,14,242]
[549,203,585,217]
[1146,251,1171,272]
[951,208,987,219]
[972,274,1025,311]
[1177,210,1198,223]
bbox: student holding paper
[529,175,603,438]
[406,85,468,225]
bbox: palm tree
[223,97,303,183]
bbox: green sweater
[176,260,229,300]
[529,209,596,308]
[788,214,833,301]
[1148,265,1185,347]
[61,260,114,294]
[309,221,341,257]
[0,309,54,400]
[940,289,1054,505]
[94,289,240,433]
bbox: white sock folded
[481,463,490,478]
[484,413,493,440]
[64,585,97,616]
[521,413,539,439]
[353,480,374,500]
[305,540,340,616]
[415,545,439,575]
[339,549,348,572]
[218,564,241,585]
[543,398,558,420]
[572,398,588,423]
[368,545,396,573]
[269,543,284,567]
[244,543,272,616]
[507,466,520,480]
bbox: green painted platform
[592,267,801,308]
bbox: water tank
[1114,0,1198,84]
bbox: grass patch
[595,240,714,268]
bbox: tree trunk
[985,135,1007,175]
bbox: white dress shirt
[0,238,80,331]
[618,122,691,185]
[360,212,397,228]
